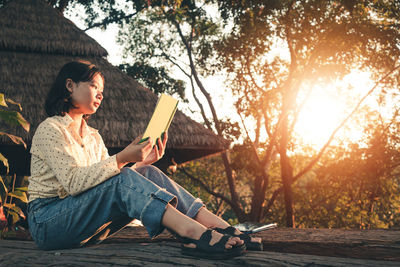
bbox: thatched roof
[0,0,228,174]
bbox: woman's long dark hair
[45,60,105,117]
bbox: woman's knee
[135,165,167,185]
[119,167,166,194]
[135,165,162,177]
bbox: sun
[294,71,374,150]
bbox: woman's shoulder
[35,116,67,136]
[31,116,66,151]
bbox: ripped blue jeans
[27,165,204,250]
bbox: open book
[139,93,178,145]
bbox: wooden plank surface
[1,227,400,266]
[106,226,400,261]
[256,228,400,261]
[1,240,399,266]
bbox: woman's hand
[136,132,168,167]
[116,136,154,169]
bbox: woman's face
[66,73,104,115]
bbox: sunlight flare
[294,71,374,149]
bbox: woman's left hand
[136,132,168,167]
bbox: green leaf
[0,94,8,107]
[0,110,30,132]
[4,204,25,222]
[5,98,22,111]
[15,187,28,192]
[6,210,20,225]
[8,191,28,203]
[0,153,9,174]
[4,203,22,214]
[0,132,27,148]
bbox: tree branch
[264,186,283,217]
[189,74,213,131]
[179,165,237,209]
[163,8,244,219]
[166,9,223,135]
[84,12,138,31]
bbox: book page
[140,94,178,143]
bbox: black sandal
[180,229,246,259]
[213,226,263,251]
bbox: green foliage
[213,0,400,226]
[0,93,30,132]
[176,120,400,229]
[266,119,400,229]
[0,93,29,238]
[0,175,29,238]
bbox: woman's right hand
[116,136,154,169]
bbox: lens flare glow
[294,71,374,149]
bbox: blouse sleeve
[31,120,120,196]
[99,135,111,161]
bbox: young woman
[27,60,262,259]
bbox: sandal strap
[208,234,231,252]
[213,226,237,235]
[180,228,212,245]
[213,226,263,251]
[181,229,232,253]
[213,226,252,243]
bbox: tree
[55,0,400,226]
[215,0,400,226]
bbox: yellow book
[139,93,178,145]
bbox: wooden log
[1,227,400,266]
[1,240,399,266]
[256,228,400,261]
[106,227,400,261]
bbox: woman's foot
[182,227,244,249]
[212,226,263,251]
[161,204,245,259]
[193,208,262,249]
[180,229,246,259]
[229,227,262,245]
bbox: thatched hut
[0,0,228,175]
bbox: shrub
[0,93,30,239]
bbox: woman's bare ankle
[180,225,218,242]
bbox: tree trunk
[249,172,269,222]
[249,175,263,222]
[279,117,295,227]
[220,151,247,222]
[281,153,295,227]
